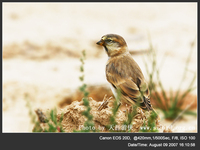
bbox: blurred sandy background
[3,2,197,132]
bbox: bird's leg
[125,105,139,120]
[125,105,133,117]
[125,105,131,117]
[123,104,128,113]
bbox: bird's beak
[96,39,104,46]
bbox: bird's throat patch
[104,46,108,53]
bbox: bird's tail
[142,96,153,111]
[143,96,158,119]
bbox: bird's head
[96,34,128,57]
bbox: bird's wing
[118,78,141,98]
[107,73,151,109]
[106,72,143,103]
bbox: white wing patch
[109,83,117,99]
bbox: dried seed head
[35,109,48,123]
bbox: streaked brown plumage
[96,34,152,111]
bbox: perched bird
[96,34,153,111]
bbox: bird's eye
[106,39,112,43]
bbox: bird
[96,34,154,112]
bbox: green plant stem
[76,50,95,132]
